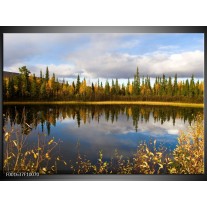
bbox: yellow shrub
[168,114,204,174]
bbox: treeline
[3,66,204,103]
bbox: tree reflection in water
[3,104,202,136]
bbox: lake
[3,104,203,174]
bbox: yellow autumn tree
[129,83,133,95]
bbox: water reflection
[3,104,203,173]
[3,104,202,135]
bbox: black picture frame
[0,26,206,181]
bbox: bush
[168,114,204,174]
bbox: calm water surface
[3,104,203,173]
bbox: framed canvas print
[0,27,206,180]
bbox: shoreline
[3,101,204,108]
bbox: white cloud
[4,34,204,79]
[33,64,78,78]
[67,50,204,79]
[5,49,204,80]
[138,50,204,77]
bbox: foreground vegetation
[4,110,204,174]
[3,66,204,103]
[3,109,66,174]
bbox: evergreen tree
[51,73,56,96]
[195,80,200,97]
[121,83,126,96]
[133,66,140,95]
[104,80,110,96]
[173,74,178,96]
[45,66,49,83]
[40,81,46,98]
[111,79,116,95]
[76,74,81,94]
[8,78,15,98]
[31,74,38,98]
[91,82,95,99]
[115,78,120,95]
[19,66,31,97]
[40,70,43,84]
[13,75,21,97]
[189,74,195,97]
[3,79,7,99]
[72,81,76,95]
[167,76,173,96]
[126,78,130,95]
[3,66,204,103]
[184,79,189,96]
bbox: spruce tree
[173,74,178,96]
[133,66,140,95]
[31,74,38,98]
[76,74,81,94]
[8,78,15,99]
[40,81,46,98]
[19,66,31,97]
[45,66,49,83]
[189,74,195,97]
[104,80,110,95]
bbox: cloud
[5,50,204,80]
[137,50,204,77]
[4,33,204,79]
[3,33,86,66]
[68,50,204,78]
[31,64,81,78]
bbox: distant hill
[3,71,20,79]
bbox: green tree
[173,73,178,96]
[133,66,140,96]
[76,74,81,95]
[111,79,116,96]
[115,78,120,95]
[19,66,31,97]
[189,74,195,98]
[51,73,56,97]
[184,79,189,96]
[7,78,15,99]
[45,66,49,83]
[3,79,7,99]
[40,70,43,84]
[72,81,76,95]
[13,75,21,97]
[91,82,95,100]
[126,78,130,96]
[31,74,38,98]
[167,76,173,96]
[121,83,126,96]
[104,80,110,96]
[40,81,46,98]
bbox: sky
[3,33,204,84]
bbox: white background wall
[0,1,206,206]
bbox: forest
[3,66,204,103]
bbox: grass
[3,101,204,108]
